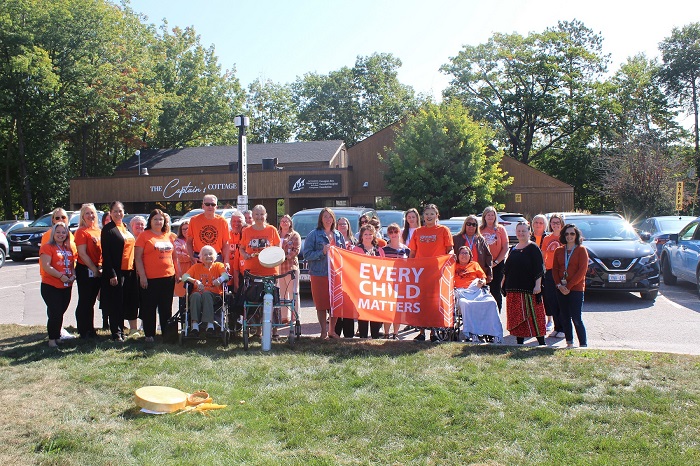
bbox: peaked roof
[116,140,345,171]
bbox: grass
[1,324,699,465]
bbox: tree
[383,101,511,218]
[293,53,420,146]
[441,20,608,165]
[245,79,296,144]
[659,23,700,164]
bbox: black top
[503,242,545,294]
[101,221,126,279]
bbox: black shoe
[430,334,438,342]
[414,333,426,341]
[190,327,199,337]
[205,327,215,336]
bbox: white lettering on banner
[358,298,421,313]
[358,281,420,299]
[358,263,424,282]
[148,179,238,199]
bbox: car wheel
[640,290,658,301]
[0,248,5,268]
[9,253,25,262]
[661,256,677,285]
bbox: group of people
[39,195,302,347]
[39,197,587,350]
[301,205,588,348]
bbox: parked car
[122,213,150,234]
[566,215,659,301]
[439,219,466,236]
[0,229,7,268]
[636,216,695,257]
[8,211,75,262]
[659,217,700,295]
[293,207,377,292]
[375,210,405,238]
[0,220,31,235]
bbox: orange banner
[328,247,455,328]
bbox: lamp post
[234,115,250,212]
[136,150,141,176]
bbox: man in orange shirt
[186,194,230,263]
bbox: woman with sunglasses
[101,201,138,342]
[453,215,493,285]
[541,214,565,337]
[40,222,76,347]
[552,224,588,348]
[503,222,546,346]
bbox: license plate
[608,273,626,282]
[12,246,21,252]
[299,273,310,282]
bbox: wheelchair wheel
[432,327,451,342]
[178,326,184,345]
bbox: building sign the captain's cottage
[289,175,342,193]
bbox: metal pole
[136,150,141,176]
[235,115,249,211]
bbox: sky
[126,0,698,102]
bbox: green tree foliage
[246,79,296,144]
[149,23,244,148]
[383,101,511,218]
[293,53,420,146]
[659,23,700,160]
[441,20,608,165]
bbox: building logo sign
[149,178,237,199]
[289,175,342,193]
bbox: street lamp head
[234,115,250,128]
[135,150,141,156]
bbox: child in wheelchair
[182,245,228,336]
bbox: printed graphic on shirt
[154,241,173,252]
[419,234,437,243]
[199,225,219,245]
[247,237,270,249]
[482,233,497,246]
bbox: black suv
[292,207,377,292]
[567,215,660,301]
[8,212,74,262]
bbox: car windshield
[658,218,693,233]
[29,214,53,228]
[569,218,640,241]
[377,211,405,228]
[439,221,463,235]
[292,212,366,240]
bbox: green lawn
[1,324,699,465]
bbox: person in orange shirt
[40,208,74,247]
[541,214,565,337]
[186,194,230,263]
[552,223,589,348]
[183,245,228,336]
[240,204,281,277]
[409,204,453,341]
[74,203,102,339]
[454,246,487,291]
[480,206,509,312]
[40,222,76,348]
[101,201,137,342]
[135,209,178,343]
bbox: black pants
[75,263,100,336]
[543,269,563,332]
[334,318,355,338]
[489,262,505,312]
[41,283,72,340]
[102,270,138,338]
[358,320,382,339]
[140,276,175,338]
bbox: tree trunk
[15,117,35,219]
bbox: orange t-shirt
[116,224,135,270]
[188,213,229,255]
[40,242,77,288]
[481,225,508,260]
[185,262,227,295]
[228,230,243,274]
[40,229,75,278]
[135,230,176,279]
[454,261,486,288]
[542,234,563,270]
[409,224,453,258]
[241,224,281,276]
[74,226,102,267]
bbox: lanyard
[463,234,475,251]
[564,246,576,271]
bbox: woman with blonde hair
[74,203,102,339]
[480,206,509,312]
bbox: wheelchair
[170,280,232,346]
[456,284,503,343]
[241,269,300,350]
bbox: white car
[0,229,8,268]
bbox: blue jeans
[556,290,587,345]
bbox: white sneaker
[555,332,566,338]
[546,321,554,332]
[60,328,76,340]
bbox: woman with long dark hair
[101,201,138,342]
[402,208,421,244]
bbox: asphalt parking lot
[2,258,699,355]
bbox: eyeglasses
[565,232,576,236]
[54,216,67,220]
[465,222,478,227]
[203,203,217,207]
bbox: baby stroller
[456,280,503,343]
[170,279,232,346]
